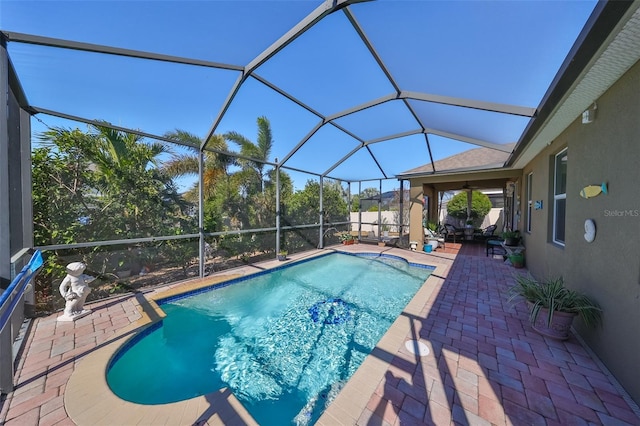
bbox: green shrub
[446,191,492,220]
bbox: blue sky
[1,0,597,192]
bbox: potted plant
[277,250,287,261]
[508,275,602,340]
[381,219,390,237]
[509,252,524,268]
[502,230,521,246]
[340,233,355,245]
[425,221,441,249]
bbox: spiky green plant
[508,275,602,328]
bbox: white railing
[0,250,43,394]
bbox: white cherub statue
[57,262,95,322]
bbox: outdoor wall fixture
[581,102,597,124]
[584,219,596,242]
[534,200,543,210]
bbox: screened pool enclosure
[1,0,600,310]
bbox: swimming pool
[107,252,433,425]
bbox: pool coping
[64,273,259,426]
[63,246,451,425]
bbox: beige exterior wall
[521,60,640,403]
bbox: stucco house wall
[521,59,640,403]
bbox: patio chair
[486,236,506,257]
[474,224,497,241]
[443,223,464,243]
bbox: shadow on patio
[356,252,639,425]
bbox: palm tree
[224,116,274,194]
[162,130,235,202]
[162,130,247,233]
[88,124,190,237]
[37,123,188,240]
[90,124,169,181]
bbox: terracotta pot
[530,306,576,340]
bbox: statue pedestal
[57,309,92,322]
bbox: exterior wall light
[581,102,597,124]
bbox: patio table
[501,242,525,257]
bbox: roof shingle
[401,144,515,175]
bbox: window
[553,149,567,245]
[526,173,533,233]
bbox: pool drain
[309,298,352,325]
[404,340,430,356]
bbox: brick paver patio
[1,244,638,425]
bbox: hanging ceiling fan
[461,181,479,190]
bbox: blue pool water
[107,253,432,425]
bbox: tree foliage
[283,180,348,250]
[34,125,190,246]
[224,116,273,195]
[286,180,348,225]
[32,124,197,311]
[30,117,361,311]
[446,190,492,220]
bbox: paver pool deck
[1,244,638,425]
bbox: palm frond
[91,124,131,168]
[162,154,200,177]
[205,134,229,152]
[224,131,257,156]
[163,129,202,150]
[256,116,273,161]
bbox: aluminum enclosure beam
[401,91,536,117]
[364,129,423,146]
[30,107,278,167]
[7,58,28,108]
[322,143,386,179]
[201,0,371,151]
[325,93,397,122]
[252,74,325,119]
[201,73,245,150]
[0,35,10,286]
[323,145,365,177]
[344,7,435,175]
[245,0,371,75]
[198,151,205,278]
[278,121,324,166]
[423,128,513,152]
[2,31,242,71]
[252,73,369,170]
